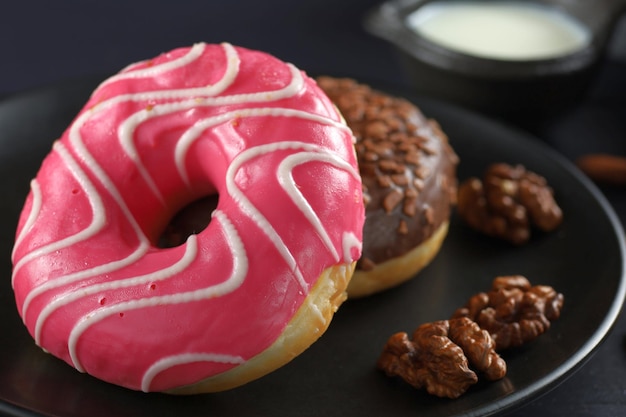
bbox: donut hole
[157,194,219,248]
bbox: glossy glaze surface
[10,43,364,392]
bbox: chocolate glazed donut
[317,77,458,298]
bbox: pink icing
[11,43,364,392]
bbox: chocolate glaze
[317,77,458,270]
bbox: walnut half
[452,276,564,351]
[457,163,563,244]
[377,318,506,398]
[377,276,563,399]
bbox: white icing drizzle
[11,142,107,287]
[95,43,207,92]
[342,232,363,264]
[18,141,152,320]
[68,210,247,373]
[115,48,303,205]
[68,108,152,249]
[278,151,360,263]
[116,43,242,204]
[21,240,149,324]
[11,179,42,265]
[13,43,362,391]
[86,43,241,118]
[33,233,198,345]
[142,352,245,393]
[174,107,351,188]
[226,141,350,293]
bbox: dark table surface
[1,1,625,416]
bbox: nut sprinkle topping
[317,77,458,269]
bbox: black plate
[0,77,624,417]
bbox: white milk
[406,1,591,60]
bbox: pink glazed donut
[11,43,364,394]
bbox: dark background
[1,1,625,416]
